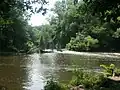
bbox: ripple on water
[0,52,120,90]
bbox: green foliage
[66,34,99,51]
[1,0,120,52]
[0,0,48,15]
[114,68,120,76]
[33,25,55,49]
[44,68,120,90]
[100,64,120,77]
[70,69,107,89]
[44,78,66,90]
[0,0,49,53]
[45,0,120,52]
[83,0,120,23]
[113,28,120,38]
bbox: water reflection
[21,54,45,90]
[0,56,21,90]
[0,52,120,90]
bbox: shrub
[66,34,99,51]
[70,69,106,89]
[100,64,120,77]
[114,68,120,76]
[44,78,66,90]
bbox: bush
[70,69,106,89]
[66,34,99,51]
[44,78,66,90]
[115,68,120,76]
[100,64,120,77]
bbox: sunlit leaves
[38,0,120,51]
[117,16,120,21]
[113,28,120,38]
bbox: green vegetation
[44,64,120,90]
[69,68,120,90]
[66,35,99,51]
[70,69,106,89]
[44,78,67,90]
[0,0,120,52]
[30,0,120,52]
[100,64,120,77]
[0,0,120,89]
[0,0,48,53]
[63,0,120,52]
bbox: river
[0,51,120,90]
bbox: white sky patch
[28,0,58,26]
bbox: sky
[28,0,57,26]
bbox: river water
[0,51,120,90]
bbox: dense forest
[0,0,120,53]
[0,0,47,52]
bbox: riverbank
[1,49,120,56]
[44,70,120,90]
[44,64,120,90]
[0,52,27,56]
[55,50,120,58]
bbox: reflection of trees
[20,55,30,90]
[0,55,28,90]
[0,85,7,90]
[55,70,73,83]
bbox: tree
[47,0,120,52]
[0,0,49,52]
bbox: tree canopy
[0,0,120,52]
[37,0,120,52]
[0,0,48,52]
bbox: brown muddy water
[0,52,120,90]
